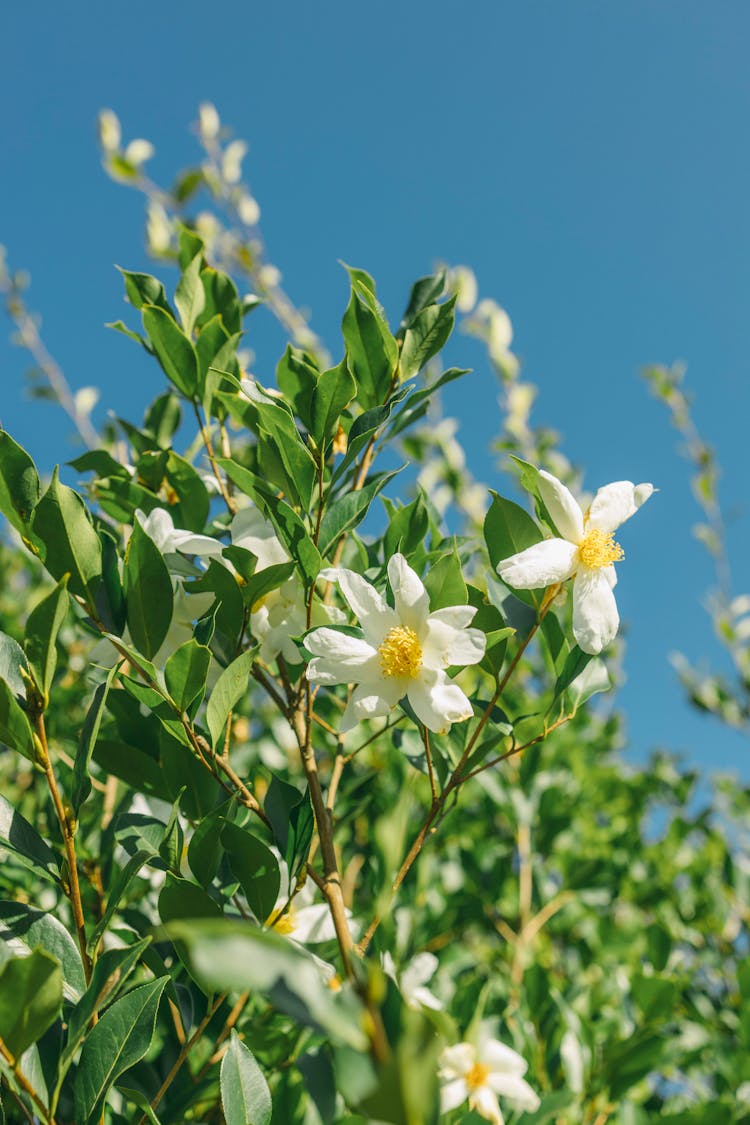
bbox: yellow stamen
[327,974,342,992]
[465,1062,490,1091]
[378,625,422,679]
[269,907,296,935]
[578,528,624,569]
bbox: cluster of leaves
[0,112,747,1125]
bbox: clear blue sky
[3,1,750,775]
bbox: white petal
[440,1043,475,1079]
[423,616,486,669]
[602,564,617,589]
[387,554,431,630]
[440,1078,469,1113]
[587,481,654,533]
[304,628,377,663]
[481,1039,528,1075]
[470,1084,504,1125]
[339,679,403,733]
[497,539,578,590]
[230,506,289,567]
[408,984,443,1011]
[136,508,176,552]
[408,669,473,733]
[538,470,584,542]
[572,568,620,655]
[290,903,338,943]
[401,952,438,990]
[488,1072,541,1112]
[306,654,381,686]
[426,605,477,629]
[170,529,224,557]
[330,568,399,645]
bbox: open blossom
[381,951,443,1011]
[304,554,485,734]
[497,471,654,655]
[439,1037,540,1125]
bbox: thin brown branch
[192,400,237,515]
[0,1036,55,1123]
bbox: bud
[147,202,172,255]
[124,139,155,166]
[222,140,247,184]
[237,193,260,227]
[198,102,220,140]
[98,109,121,152]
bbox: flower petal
[538,470,584,542]
[230,506,289,566]
[339,679,403,733]
[440,1043,475,1079]
[440,1078,469,1114]
[497,539,578,589]
[586,481,654,533]
[487,1072,540,1112]
[289,903,338,943]
[423,616,486,669]
[304,628,377,663]
[426,605,477,629]
[408,668,473,733]
[329,568,399,644]
[572,568,619,654]
[470,1084,504,1125]
[388,554,430,631]
[480,1038,528,1075]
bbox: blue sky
[3,1,750,775]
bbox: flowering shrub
[0,108,747,1125]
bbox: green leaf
[311,360,357,447]
[72,663,120,815]
[24,576,69,700]
[142,304,199,397]
[0,631,30,700]
[201,267,242,334]
[0,949,62,1058]
[551,646,592,706]
[0,900,85,1002]
[0,431,41,538]
[332,385,412,481]
[175,252,206,335]
[165,639,211,712]
[220,822,280,922]
[163,919,367,1049]
[318,469,402,557]
[0,794,58,882]
[206,649,255,748]
[158,875,223,923]
[264,776,315,879]
[422,547,468,611]
[221,1030,272,1125]
[0,679,36,762]
[60,939,151,1079]
[118,268,170,312]
[398,271,446,334]
[484,490,544,570]
[124,520,174,660]
[241,561,296,613]
[31,468,102,605]
[342,276,398,408]
[88,850,157,955]
[73,976,169,1124]
[399,295,456,380]
[276,345,319,427]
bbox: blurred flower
[237,192,261,227]
[124,139,155,166]
[146,202,173,255]
[497,470,654,654]
[98,109,121,152]
[466,298,519,380]
[74,386,99,418]
[439,1036,540,1125]
[198,102,220,141]
[381,951,443,1010]
[222,140,247,184]
[447,265,478,313]
[305,554,485,733]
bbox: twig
[138,994,226,1122]
[0,1036,54,1123]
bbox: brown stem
[422,726,438,802]
[198,991,251,1078]
[138,994,226,1123]
[0,1035,56,1123]
[34,714,92,984]
[192,400,237,515]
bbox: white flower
[305,554,485,734]
[382,951,443,1010]
[448,265,478,313]
[497,471,654,655]
[135,508,224,559]
[146,202,172,255]
[439,1037,540,1125]
[222,140,247,184]
[237,192,260,226]
[266,858,350,945]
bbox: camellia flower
[381,951,443,1011]
[497,471,654,655]
[304,554,485,734]
[439,1037,540,1125]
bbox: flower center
[270,907,297,935]
[465,1062,490,1091]
[578,528,624,569]
[378,625,422,679]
